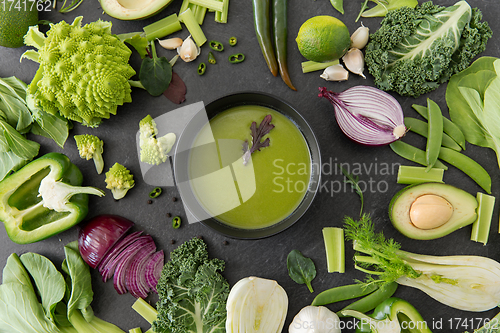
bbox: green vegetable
[229,36,237,46]
[312,283,379,307]
[21,17,137,127]
[172,216,181,229]
[389,141,448,170]
[404,117,461,151]
[198,62,207,75]
[132,297,158,325]
[322,227,345,273]
[357,0,418,21]
[330,0,344,14]
[344,297,431,333]
[470,192,495,245]
[287,249,316,293]
[214,0,229,23]
[0,153,104,244]
[252,0,278,76]
[179,8,207,46]
[143,14,182,41]
[119,32,149,59]
[139,115,177,165]
[105,163,134,200]
[365,1,492,97]
[272,0,296,90]
[465,312,500,333]
[301,60,339,73]
[208,51,217,64]
[189,0,223,12]
[58,0,84,13]
[149,187,162,198]
[152,237,230,333]
[397,166,444,184]
[345,214,500,312]
[74,134,104,174]
[229,53,245,63]
[130,328,143,333]
[0,1,38,48]
[209,40,224,51]
[412,103,466,150]
[341,167,364,216]
[425,99,444,171]
[0,242,125,333]
[339,282,398,315]
[139,42,172,97]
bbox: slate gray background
[0,0,499,331]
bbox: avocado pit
[409,194,453,230]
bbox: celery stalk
[397,165,444,184]
[215,0,229,23]
[322,227,345,273]
[145,329,155,333]
[302,60,339,73]
[188,0,223,12]
[471,192,495,245]
[179,8,207,46]
[143,14,182,41]
[194,5,208,25]
[129,329,143,333]
[132,298,158,325]
[179,0,190,18]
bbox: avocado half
[389,183,478,240]
[99,0,174,20]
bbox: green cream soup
[188,105,311,229]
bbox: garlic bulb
[177,36,201,62]
[343,48,365,78]
[351,23,369,49]
[158,37,183,50]
[320,64,349,81]
[289,306,341,333]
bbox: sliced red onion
[145,250,164,293]
[113,235,154,294]
[125,241,156,299]
[99,231,143,282]
[319,86,406,146]
[78,215,134,269]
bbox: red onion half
[319,86,406,146]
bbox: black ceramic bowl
[174,92,321,239]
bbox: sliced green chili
[197,62,206,75]
[312,283,379,306]
[172,216,182,229]
[149,187,162,198]
[389,141,448,170]
[425,99,444,171]
[404,117,461,152]
[338,282,398,315]
[229,53,245,63]
[209,40,224,51]
[229,36,237,46]
[208,52,216,64]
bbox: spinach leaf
[139,42,172,97]
[20,253,66,322]
[287,250,316,293]
[2,253,33,288]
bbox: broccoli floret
[74,134,104,174]
[139,115,176,166]
[104,163,134,200]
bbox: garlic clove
[320,64,349,81]
[177,36,201,63]
[351,23,370,50]
[343,48,366,78]
[158,37,183,50]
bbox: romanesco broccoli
[139,115,176,166]
[74,134,104,174]
[21,17,136,127]
[105,163,134,200]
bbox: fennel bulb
[289,306,341,333]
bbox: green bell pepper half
[0,152,104,244]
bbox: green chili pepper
[339,282,398,315]
[389,141,448,170]
[172,216,181,229]
[425,99,443,171]
[312,283,379,306]
[197,62,206,75]
[252,0,278,76]
[404,117,461,152]
[229,53,245,63]
[208,52,216,65]
[149,187,162,198]
[229,36,237,46]
[272,0,296,91]
[209,40,224,51]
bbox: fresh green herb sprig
[340,167,364,217]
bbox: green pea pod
[252,0,278,76]
[425,99,443,171]
[312,283,379,306]
[338,282,398,315]
[389,141,448,170]
[412,104,466,150]
[404,117,461,152]
[438,147,492,194]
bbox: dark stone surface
[0,0,499,331]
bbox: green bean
[412,104,466,150]
[425,99,443,171]
[389,141,448,170]
[438,147,492,194]
[404,117,461,152]
[338,282,398,315]
[311,283,378,306]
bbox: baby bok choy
[345,214,500,312]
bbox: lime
[296,16,351,63]
[0,5,38,48]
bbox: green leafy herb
[330,0,344,14]
[139,42,173,97]
[286,249,317,293]
[242,115,275,165]
[356,0,418,21]
[57,0,84,12]
[341,167,364,216]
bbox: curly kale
[365,1,492,97]
[152,238,229,333]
